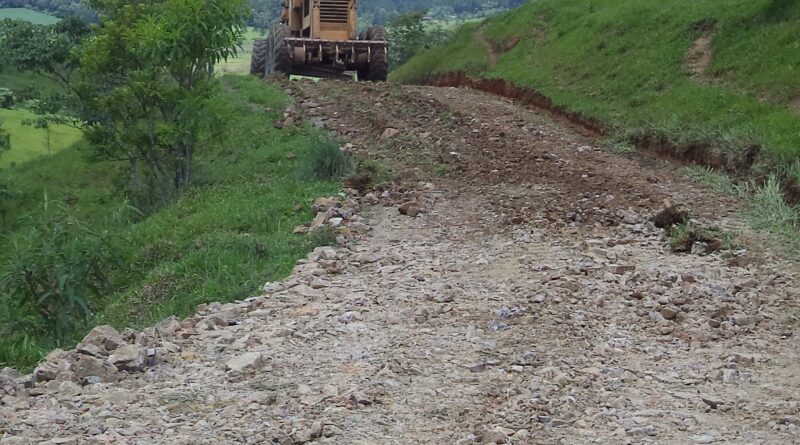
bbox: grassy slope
[393,0,800,174]
[0,8,59,24]
[0,75,341,369]
[0,108,83,167]
[0,70,62,98]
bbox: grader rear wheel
[366,26,389,82]
[267,24,292,76]
[250,38,268,76]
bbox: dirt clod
[652,205,690,229]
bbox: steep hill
[393,0,800,183]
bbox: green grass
[680,165,740,196]
[0,75,343,370]
[393,0,800,171]
[217,28,267,75]
[0,70,62,100]
[665,220,739,253]
[0,8,60,24]
[0,108,83,167]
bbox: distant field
[0,70,62,98]
[0,108,82,167]
[217,28,268,75]
[0,8,59,24]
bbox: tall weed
[0,203,122,342]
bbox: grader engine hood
[318,0,351,34]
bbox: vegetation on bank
[393,0,800,180]
[0,75,343,370]
[0,0,351,371]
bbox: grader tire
[268,24,292,76]
[366,26,389,82]
[250,38,268,76]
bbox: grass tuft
[665,220,739,253]
[750,176,799,236]
[680,165,740,196]
[308,136,355,180]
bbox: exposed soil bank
[423,71,800,206]
[427,71,609,137]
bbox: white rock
[225,352,264,373]
[108,345,146,372]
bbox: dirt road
[3,81,799,445]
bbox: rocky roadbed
[2,81,800,445]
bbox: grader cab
[250,0,389,81]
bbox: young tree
[388,12,452,68]
[80,0,247,205]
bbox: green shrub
[0,204,122,342]
[0,88,14,109]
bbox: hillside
[393,0,800,184]
[0,76,341,369]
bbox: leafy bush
[308,136,354,180]
[0,205,121,342]
[0,88,14,109]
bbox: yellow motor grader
[250,0,389,81]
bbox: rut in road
[3,80,800,445]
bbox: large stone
[108,345,146,372]
[33,349,68,383]
[73,355,117,384]
[312,197,342,213]
[225,352,264,373]
[381,127,400,138]
[398,201,421,217]
[155,316,183,337]
[79,325,126,354]
[0,367,21,388]
[309,246,338,262]
[479,430,508,444]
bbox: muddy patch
[790,96,800,114]
[782,178,800,206]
